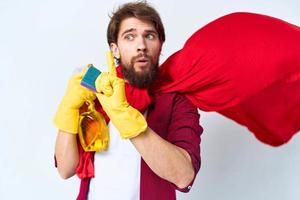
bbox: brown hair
[107,1,165,45]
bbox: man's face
[110,17,162,88]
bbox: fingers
[69,73,83,89]
[82,90,96,101]
[72,71,84,80]
[95,72,113,96]
[106,51,117,77]
[81,64,92,73]
[110,74,125,91]
[72,63,93,80]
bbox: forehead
[118,17,156,34]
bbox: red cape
[153,12,300,146]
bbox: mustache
[132,53,151,62]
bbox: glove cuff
[111,106,148,139]
[53,106,79,134]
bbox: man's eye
[146,34,155,40]
[125,34,134,41]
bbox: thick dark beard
[121,56,159,88]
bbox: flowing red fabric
[153,12,300,146]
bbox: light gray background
[0,0,299,199]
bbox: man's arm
[95,71,202,189]
[54,130,79,179]
[53,70,96,179]
[130,127,195,189]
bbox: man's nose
[137,37,147,52]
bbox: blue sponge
[80,65,102,92]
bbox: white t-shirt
[88,122,141,200]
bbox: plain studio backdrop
[0,0,299,199]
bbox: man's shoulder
[153,92,186,101]
[153,92,176,101]
[153,92,195,108]
[148,92,197,120]
[147,92,201,140]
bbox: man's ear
[110,43,120,59]
[159,43,163,53]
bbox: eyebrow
[121,28,136,37]
[120,28,158,37]
[144,30,158,35]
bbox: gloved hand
[95,52,148,139]
[54,70,96,134]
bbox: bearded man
[54,2,202,200]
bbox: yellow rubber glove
[54,70,96,134]
[95,52,148,139]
